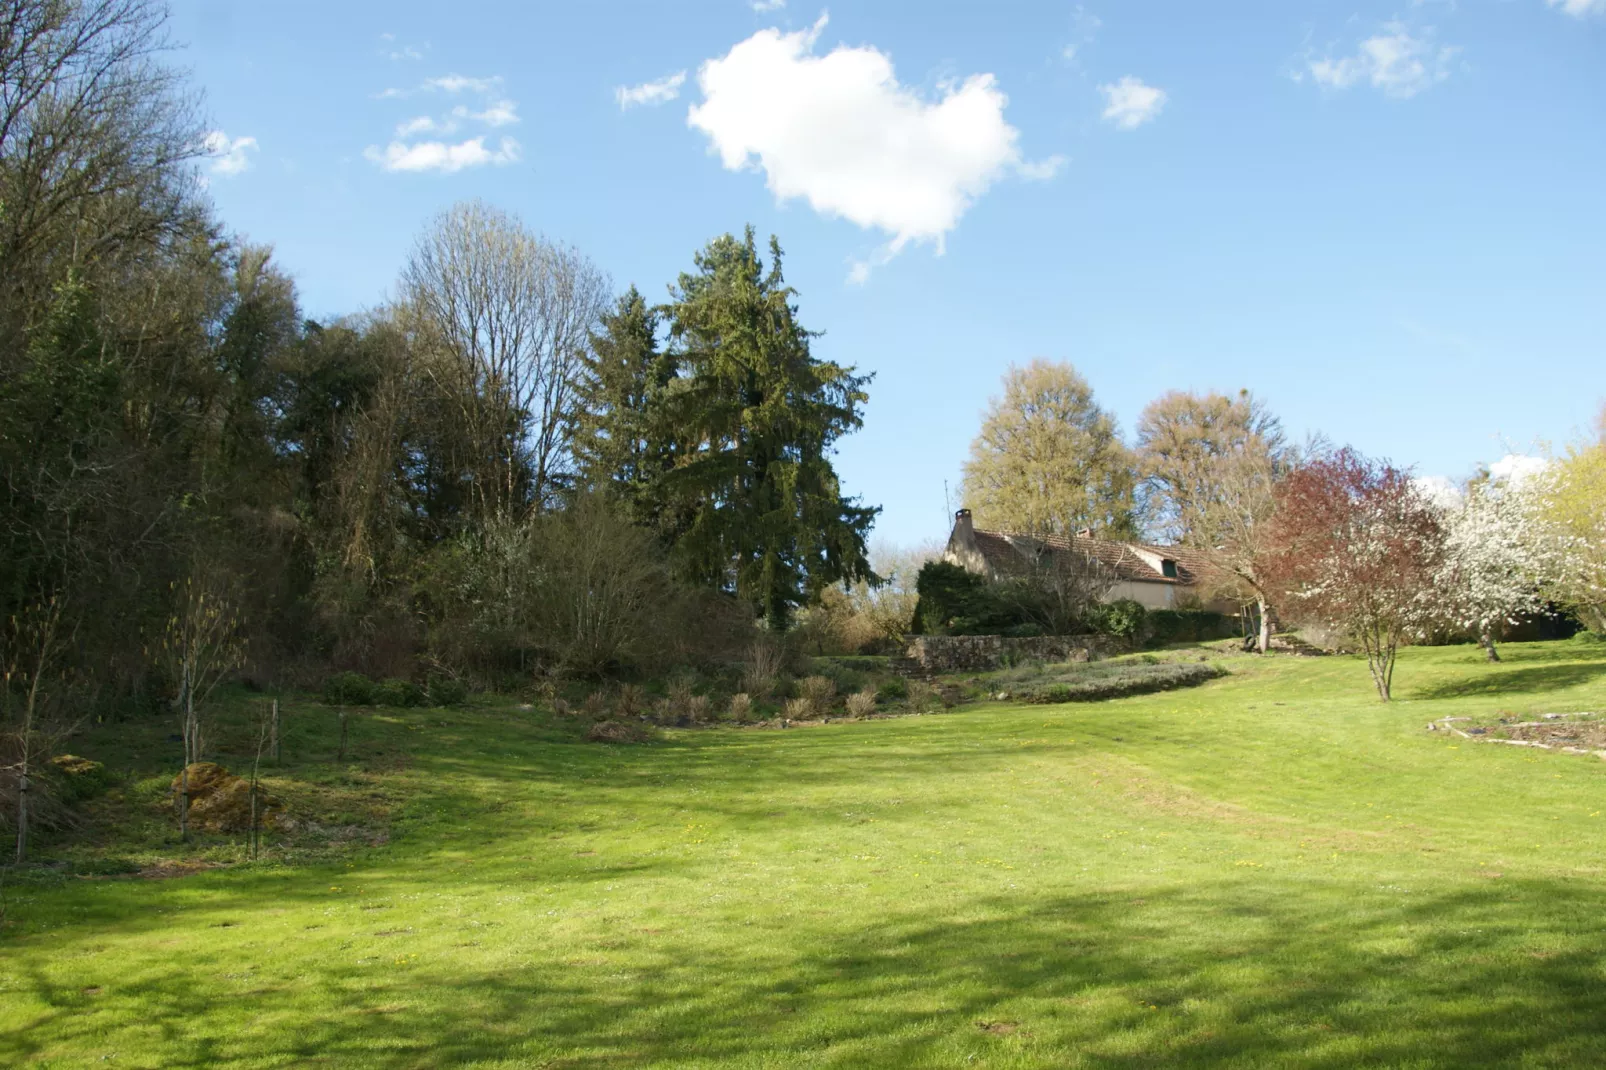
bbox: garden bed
[1428,712,1606,758]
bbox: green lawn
[5,642,1606,1068]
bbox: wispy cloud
[1062,5,1101,64]
[1301,22,1457,98]
[202,130,258,176]
[751,0,786,11]
[364,136,519,174]
[423,74,500,94]
[1099,76,1167,129]
[1548,0,1606,17]
[378,33,426,62]
[616,71,687,109]
[367,74,519,174]
[684,13,1058,281]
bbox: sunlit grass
[4,641,1606,1067]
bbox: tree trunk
[14,769,27,864]
[1480,631,1501,663]
[1257,597,1271,655]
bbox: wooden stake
[270,698,280,763]
[337,709,348,762]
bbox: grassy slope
[4,643,1606,1068]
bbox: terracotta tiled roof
[970,529,1203,586]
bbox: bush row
[322,672,468,708]
[1013,661,1227,704]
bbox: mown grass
[4,641,1606,1067]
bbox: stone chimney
[953,508,975,541]
[946,508,989,576]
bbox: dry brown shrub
[686,694,712,723]
[783,697,814,721]
[845,688,877,718]
[615,683,646,718]
[799,675,836,713]
[741,640,783,698]
[907,680,940,711]
[580,692,608,719]
[729,693,753,723]
[587,720,652,744]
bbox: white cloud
[1413,475,1463,509]
[1098,76,1166,129]
[423,74,500,94]
[1549,0,1606,16]
[370,74,519,172]
[202,130,258,176]
[468,99,519,126]
[751,0,786,10]
[617,71,687,109]
[396,115,445,137]
[685,14,1056,278]
[1489,454,1550,485]
[364,136,520,174]
[1304,22,1457,98]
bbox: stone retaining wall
[897,634,1118,674]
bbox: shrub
[1015,661,1225,704]
[911,561,1021,636]
[783,697,815,721]
[323,671,375,706]
[372,678,424,707]
[729,692,754,723]
[907,679,940,711]
[1090,599,1148,642]
[876,677,908,703]
[799,675,837,714]
[425,675,469,707]
[580,692,608,719]
[845,689,877,718]
[1573,630,1606,645]
[686,694,712,723]
[615,683,646,718]
[587,720,652,744]
[1146,609,1235,645]
[741,640,783,698]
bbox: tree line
[953,359,1606,697]
[1,2,875,734]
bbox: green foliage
[911,561,1018,636]
[323,672,376,706]
[660,229,878,629]
[372,679,424,708]
[426,676,470,707]
[875,677,909,703]
[571,287,680,524]
[1572,630,1606,646]
[1146,609,1236,646]
[1088,598,1148,642]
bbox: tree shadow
[7,878,1606,1067]
[1412,662,1606,700]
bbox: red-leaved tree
[1263,449,1445,700]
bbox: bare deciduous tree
[1136,390,1292,653]
[157,570,244,841]
[2,595,71,862]
[0,0,205,311]
[402,201,609,518]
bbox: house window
[1161,559,1178,579]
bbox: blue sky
[175,0,1604,548]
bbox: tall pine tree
[571,287,679,524]
[662,229,877,629]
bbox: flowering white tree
[1435,477,1554,661]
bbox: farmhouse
[943,508,1230,611]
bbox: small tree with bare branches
[2,596,72,862]
[156,572,245,841]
